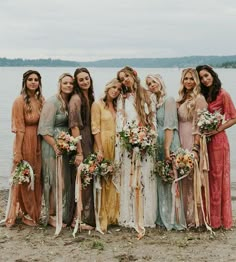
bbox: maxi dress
[207,88,236,229]
[38,95,73,228]
[91,100,120,233]
[177,94,209,227]
[69,93,95,227]
[5,95,42,226]
[113,94,157,236]
[156,96,186,230]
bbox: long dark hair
[196,65,221,102]
[73,67,95,125]
[21,70,43,113]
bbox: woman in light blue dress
[146,74,186,230]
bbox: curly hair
[20,70,43,114]
[117,66,153,126]
[102,78,121,111]
[176,68,201,120]
[56,73,74,115]
[196,64,221,102]
[73,68,95,125]
[145,74,167,109]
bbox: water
[0,67,236,189]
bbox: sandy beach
[0,183,236,262]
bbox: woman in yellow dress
[91,78,122,233]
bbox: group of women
[2,65,236,239]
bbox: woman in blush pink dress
[196,65,236,230]
[177,68,210,228]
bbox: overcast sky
[0,0,236,61]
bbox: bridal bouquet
[10,160,34,186]
[80,153,114,188]
[174,148,194,178]
[197,109,223,133]
[55,131,81,154]
[156,160,175,183]
[119,120,157,157]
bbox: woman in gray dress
[38,73,74,234]
[146,74,186,230]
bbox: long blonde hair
[145,74,167,108]
[176,68,201,119]
[117,66,153,126]
[56,73,74,114]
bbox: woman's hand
[74,153,83,166]
[204,129,220,137]
[192,150,199,162]
[97,150,104,162]
[13,152,23,165]
[53,144,62,157]
[164,149,171,161]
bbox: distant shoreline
[1,55,236,68]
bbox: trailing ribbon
[55,155,63,236]
[93,175,104,234]
[73,164,83,237]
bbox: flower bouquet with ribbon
[156,159,175,183]
[119,120,157,159]
[174,148,194,178]
[197,108,223,141]
[10,160,35,190]
[80,153,114,188]
[55,130,81,163]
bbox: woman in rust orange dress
[4,70,44,227]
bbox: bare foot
[22,216,37,227]
[80,223,94,231]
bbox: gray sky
[0,0,236,61]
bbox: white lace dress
[113,94,157,235]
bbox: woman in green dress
[146,74,186,230]
[38,73,74,235]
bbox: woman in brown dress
[4,70,44,227]
[69,67,95,229]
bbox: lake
[0,67,236,189]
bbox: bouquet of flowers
[80,153,114,188]
[55,131,81,154]
[174,148,194,178]
[119,120,156,157]
[156,160,175,183]
[10,160,34,186]
[197,109,223,133]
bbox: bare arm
[42,134,61,156]
[164,129,173,161]
[13,132,24,164]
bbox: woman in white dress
[113,66,157,239]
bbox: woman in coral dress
[4,70,43,227]
[196,65,236,229]
[38,73,74,235]
[177,68,210,228]
[146,73,186,230]
[114,66,157,239]
[91,78,121,233]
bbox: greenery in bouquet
[10,160,34,186]
[197,109,223,133]
[156,160,175,183]
[55,130,81,154]
[174,148,194,178]
[80,153,114,188]
[119,120,157,158]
